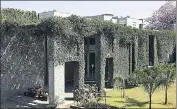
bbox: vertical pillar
[129,43,132,75]
[134,37,139,69]
[48,37,55,104]
[154,36,158,65]
[74,39,85,89]
[95,35,106,91]
[48,38,65,105]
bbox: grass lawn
[99,82,176,108]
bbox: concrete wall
[1,30,45,103]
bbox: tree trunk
[164,85,168,104]
[123,87,125,98]
[123,80,125,98]
[149,94,152,109]
[121,88,123,97]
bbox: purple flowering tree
[146,1,176,30]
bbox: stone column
[48,37,65,105]
[134,37,139,69]
[74,39,85,89]
[154,36,158,65]
[95,35,106,91]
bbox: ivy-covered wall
[1,14,176,103]
[1,23,45,103]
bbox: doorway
[65,61,79,100]
[105,58,113,88]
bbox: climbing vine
[1,8,176,89]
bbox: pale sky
[2,1,166,19]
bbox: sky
[2,1,166,19]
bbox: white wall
[103,15,113,21]
[112,18,118,23]
[54,11,71,18]
[127,18,142,28]
[39,11,71,20]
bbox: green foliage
[1,8,39,25]
[132,66,163,109]
[112,77,123,89]
[156,63,176,104]
[157,63,176,87]
[134,67,162,94]
[73,84,99,106]
[1,8,176,90]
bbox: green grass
[99,82,176,108]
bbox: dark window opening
[112,37,114,52]
[84,53,87,78]
[105,58,113,88]
[149,35,154,66]
[84,37,88,45]
[44,35,48,85]
[76,43,79,56]
[89,53,95,80]
[139,24,143,29]
[132,43,135,72]
[89,38,95,45]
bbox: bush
[73,84,100,106]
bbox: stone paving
[1,87,112,109]
[1,95,49,108]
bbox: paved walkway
[1,95,49,108]
[1,87,112,109]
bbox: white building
[118,16,144,29]
[38,10,144,29]
[85,14,144,29]
[38,10,72,20]
[85,14,119,24]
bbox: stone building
[1,17,176,106]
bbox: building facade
[38,10,144,29]
[85,14,144,29]
[118,16,144,29]
[1,17,176,106]
[85,14,119,24]
[38,10,71,20]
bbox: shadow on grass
[125,85,138,89]
[107,96,122,98]
[116,97,149,107]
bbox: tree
[112,77,126,98]
[133,66,162,109]
[157,63,176,104]
[146,1,176,30]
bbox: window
[84,37,88,45]
[139,24,143,29]
[149,35,154,66]
[89,38,95,45]
[132,22,136,27]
